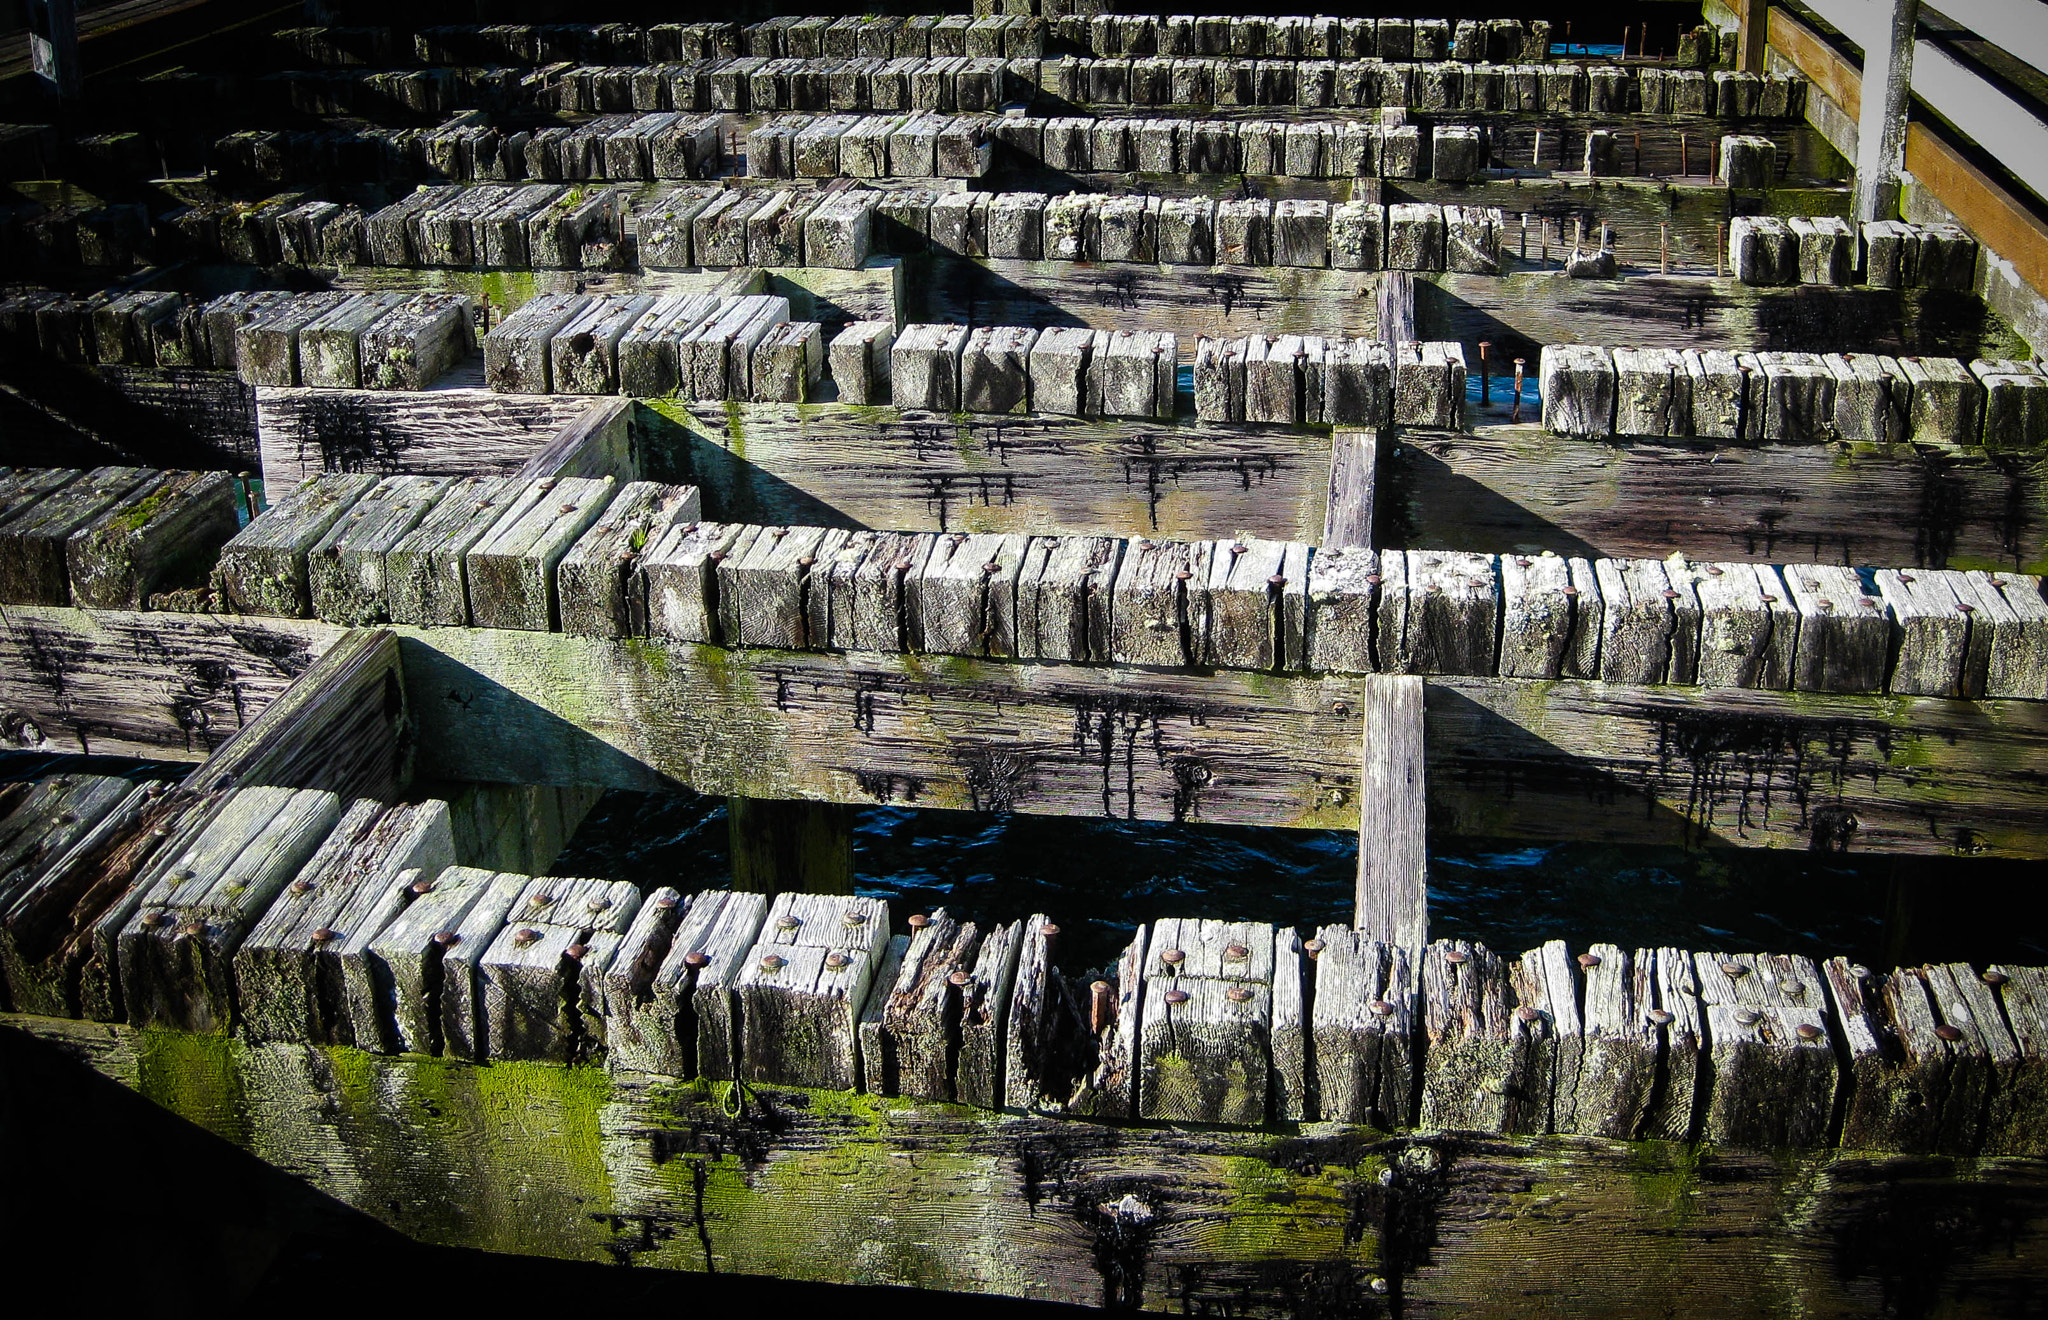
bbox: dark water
[553,787,2048,975]
[7,751,2038,974]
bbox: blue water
[1551,42,1626,59]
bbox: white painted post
[1855,0,1923,221]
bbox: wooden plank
[64,470,238,610]
[482,874,643,1063]
[466,475,618,631]
[307,475,457,627]
[738,891,888,1090]
[257,375,595,488]
[214,474,378,618]
[1137,917,1273,1125]
[1357,673,1426,947]
[385,476,525,628]
[592,886,685,1076]
[556,481,702,638]
[1379,426,2048,574]
[1694,950,1837,1148]
[883,908,978,1100]
[0,466,151,605]
[1309,926,1416,1127]
[1002,914,1082,1112]
[1322,430,1378,549]
[1570,943,1657,1138]
[1509,939,1585,1134]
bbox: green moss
[722,399,747,460]
[135,1027,247,1144]
[108,488,170,535]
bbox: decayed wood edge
[187,628,411,805]
[519,397,640,483]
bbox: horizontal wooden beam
[5,606,2044,853]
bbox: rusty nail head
[1780,979,1804,997]
[1041,922,1060,937]
[1160,948,1185,965]
[1303,938,1326,958]
[947,968,971,987]
[760,954,787,972]
[893,557,913,572]
[1983,969,2009,986]
[1646,1009,1674,1025]
[1370,998,1395,1016]
[843,910,868,926]
[1163,988,1190,1005]
[1721,961,1748,978]
[682,950,709,968]
[1795,1023,1823,1041]
[709,550,727,562]
[410,877,434,894]
[1858,596,1878,608]
[432,931,459,947]
[1226,986,1253,1003]
[798,555,815,566]
[1267,573,1288,587]
[1223,942,1249,962]
[826,951,851,970]
[1231,542,1247,556]
[514,928,541,946]
[655,894,679,909]
[1576,952,1601,968]
[1516,557,1531,568]
[532,893,554,907]
[559,503,576,513]
[982,561,1001,574]
[1444,949,1469,965]
[1365,573,1382,585]
[1516,1005,1541,1022]
[907,913,930,928]
[1562,586,1579,597]
[312,927,336,943]
[1734,1008,1761,1026]
[1706,565,1724,576]
[1958,602,1975,613]
[586,896,611,912]
[181,921,205,937]
[1174,569,1192,581]
[771,527,788,538]
[778,916,801,931]
[566,943,589,960]
[290,880,313,895]
[1935,1023,1965,1042]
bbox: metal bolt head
[825,951,851,971]
[432,931,459,947]
[1721,961,1748,978]
[1734,1008,1761,1027]
[1780,979,1804,997]
[1646,1009,1674,1026]
[778,916,802,932]
[947,968,972,987]
[1223,942,1249,962]
[1160,948,1185,966]
[1226,986,1253,1003]
[1163,988,1190,1005]
[290,880,314,895]
[180,921,206,937]
[892,557,913,572]
[1041,922,1060,937]
[1576,952,1601,969]
[907,913,930,929]
[565,943,589,961]
[1983,969,2009,986]
[1935,1023,1965,1042]
[1369,1278,1389,1296]
[513,928,542,947]
[1266,573,1288,587]
[1303,938,1326,959]
[1174,569,1193,581]
[311,927,336,944]
[760,954,787,972]
[410,877,434,895]
[586,896,611,913]
[1795,1023,1823,1042]
[1370,998,1395,1016]
[1515,1005,1542,1023]
[145,909,170,927]
[654,894,679,909]
[172,868,195,882]
[1444,949,1469,965]
[682,950,708,968]
[531,893,554,907]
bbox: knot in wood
[1163,988,1191,1005]
[1795,1023,1824,1041]
[432,931,459,947]
[1159,948,1185,966]
[1934,1024,1965,1042]
[759,954,787,972]
[1226,986,1253,1003]
[825,951,852,971]
[907,913,930,928]
[1575,952,1601,968]
[682,951,709,967]
[565,943,589,960]
[311,927,336,943]
[1984,969,2009,985]
[1222,942,1250,963]
[1645,1009,1674,1025]
[513,928,542,947]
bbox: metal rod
[1661,222,1670,273]
[1478,341,1492,405]
[1511,359,1526,423]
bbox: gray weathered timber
[1107,536,1213,668]
[664,888,772,1082]
[385,476,525,628]
[1418,939,1518,1134]
[482,874,643,1063]
[238,293,353,388]
[595,887,687,1074]
[1322,431,1378,549]
[0,466,151,605]
[1357,674,1427,948]
[718,524,846,649]
[958,918,1022,1108]
[1002,914,1082,1113]
[466,476,619,631]
[520,397,637,485]
[255,378,595,489]
[1693,561,1797,690]
[187,628,410,806]
[556,482,702,638]
[1499,553,1601,680]
[1784,563,1888,693]
[0,778,156,1016]
[436,867,532,1062]
[1015,535,1118,663]
[299,294,407,390]
[118,786,342,1034]
[1376,549,1497,676]
[364,865,495,1057]
[307,476,457,627]
[486,294,592,396]
[1595,557,1701,685]
[1571,944,1657,1138]
[1695,951,1838,1149]
[918,530,1028,657]
[1201,536,1307,671]
[883,908,978,1100]
[738,892,888,1090]
[617,295,723,399]
[642,400,1330,543]
[1983,963,2048,1157]
[1311,927,1416,1127]
[1509,939,1585,1134]
[65,470,238,610]
[1138,917,1274,1125]
[361,293,472,391]
[214,474,378,618]
[552,295,657,396]
[639,521,757,644]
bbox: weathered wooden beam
[1357,674,1426,946]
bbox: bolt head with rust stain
[290,880,314,896]
[1444,948,1469,965]
[180,921,206,938]
[1040,922,1060,938]
[907,913,930,929]
[1369,998,1396,1015]
[947,968,973,988]
[654,893,679,910]
[1163,988,1190,1005]
[1983,969,2009,986]
[410,877,435,895]
[565,943,589,960]
[842,910,868,927]
[311,927,336,944]
[1576,952,1601,969]
[513,928,542,947]
[1159,948,1185,966]
[825,951,852,971]
[1222,942,1249,962]
[1303,938,1326,958]
[1734,1008,1762,1027]
[760,954,787,972]
[1226,986,1253,1003]
[682,950,709,968]
[1720,960,1749,978]
[1795,1023,1824,1041]
[432,931,460,947]
[1935,1023,1965,1042]
[777,916,802,932]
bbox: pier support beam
[1357,674,1427,948]
[1854,0,1922,222]
[26,0,81,103]
[727,796,855,895]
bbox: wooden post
[728,797,855,895]
[26,0,81,102]
[1356,674,1427,949]
[1737,0,1769,74]
[1322,433,1377,549]
[1855,0,1922,222]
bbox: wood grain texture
[1357,673,1426,946]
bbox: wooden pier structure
[4,0,2048,1313]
